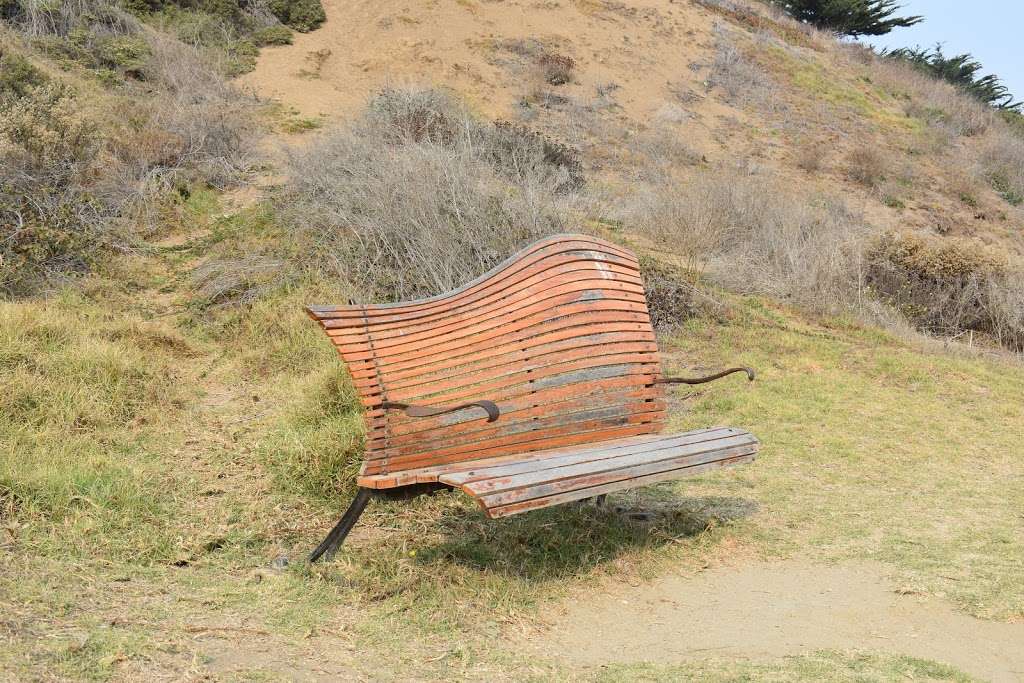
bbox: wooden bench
[305,235,758,561]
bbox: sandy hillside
[240,0,728,124]
[240,0,1024,255]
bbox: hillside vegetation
[2,0,1023,680]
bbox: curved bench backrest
[307,235,667,487]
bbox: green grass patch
[0,293,197,562]
[762,46,923,132]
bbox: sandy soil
[238,0,735,130]
[532,560,1024,681]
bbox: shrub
[266,0,325,32]
[866,232,1024,349]
[628,166,870,314]
[252,24,292,46]
[1,4,257,294]
[0,51,46,98]
[488,121,585,192]
[276,88,579,302]
[707,30,782,113]
[0,84,113,294]
[794,139,826,173]
[538,52,575,86]
[639,257,727,330]
[846,147,887,188]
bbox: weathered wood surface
[306,234,758,510]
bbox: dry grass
[706,28,784,113]
[276,88,581,302]
[860,48,993,138]
[845,146,888,189]
[627,165,870,315]
[979,128,1024,207]
[793,138,827,173]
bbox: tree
[773,0,922,37]
[884,44,1021,111]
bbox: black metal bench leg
[308,487,374,563]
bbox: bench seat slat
[440,427,741,484]
[469,436,757,504]
[486,451,756,518]
[355,428,758,515]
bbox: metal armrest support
[655,367,756,385]
[382,400,500,422]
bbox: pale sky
[867,0,1023,107]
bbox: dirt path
[532,560,1024,682]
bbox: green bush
[253,24,293,46]
[0,84,110,294]
[0,51,46,98]
[267,0,326,32]
[224,38,258,75]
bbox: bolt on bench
[305,235,758,561]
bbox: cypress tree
[774,0,922,37]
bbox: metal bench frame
[305,235,758,561]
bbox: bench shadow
[413,493,759,581]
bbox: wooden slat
[468,434,758,503]
[321,268,643,337]
[344,317,654,380]
[363,408,667,472]
[350,335,656,394]
[379,400,668,459]
[486,452,756,518]
[439,427,740,484]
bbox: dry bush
[538,52,575,86]
[866,232,1024,350]
[639,257,728,330]
[130,32,258,188]
[627,166,870,313]
[794,139,826,173]
[0,83,117,293]
[845,147,887,188]
[277,88,581,302]
[707,28,783,113]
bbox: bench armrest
[381,400,500,423]
[655,367,755,385]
